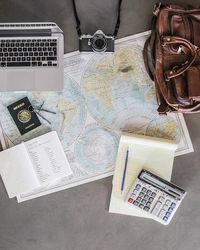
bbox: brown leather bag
[143,3,200,114]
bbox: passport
[7,97,41,135]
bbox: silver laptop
[0,22,64,91]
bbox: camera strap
[72,0,122,38]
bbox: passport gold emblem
[17,110,31,123]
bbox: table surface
[0,1,200,250]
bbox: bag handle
[162,36,199,80]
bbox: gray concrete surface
[0,0,200,250]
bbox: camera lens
[91,34,107,52]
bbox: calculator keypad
[126,179,182,225]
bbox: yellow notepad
[109,132,178,218]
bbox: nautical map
[0,31,193,202]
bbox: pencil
[121,148,129,193]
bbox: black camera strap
[72,0,122,38]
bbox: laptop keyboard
[0,38,58,67]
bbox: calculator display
[141,172,166,189]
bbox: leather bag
[143,3,200,114]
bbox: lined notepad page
[109,133,178,218]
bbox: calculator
[126,169,186,225]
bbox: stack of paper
[109,132,178,218]
[0,131,72,199]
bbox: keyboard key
[139,192,144,198]
[141,199,146,205]
[148,197,154,202]
[135,185,141,190]
[144,194,149,199]
[147,190,152,196]
[50,42,57,46]
[171,202,176,208]
[159,196,165,202]
[163,204,168,210]
[165,212,171,218]
[32,62,37,66]
[133,201,139,206]
[47,57,57,61]
[165,200,171,206]
[53,48,57,56]
[151,192,156,198]
[158,209,166,218]
[1,62,6,67]
[163,216,168,222]
[136,197,142,202]
[144,206,150,211]
[146,202,151,207]
[128,198,134,204]
[7,62,31,67]
[139,204,144,208]
[151,201,162,215]
[131,193,136,199]
[168,207,173,213]
[142,187,147,192]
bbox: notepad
[0,131,72,198]
[109,132,178,218]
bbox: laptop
[0,22,64,91]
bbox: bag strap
[162,36,199,80]
[72,0,123,38]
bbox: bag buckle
[153,2,161,16]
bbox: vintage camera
[79,30,114,52]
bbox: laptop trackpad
[7,70,35,91]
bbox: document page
[25,131,72,185]
[0,144,40,198]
